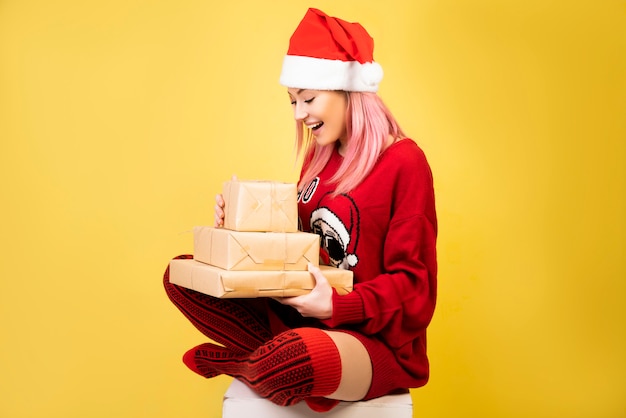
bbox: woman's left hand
[275,263,333,319]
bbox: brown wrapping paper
[193,226,320,271]
[222,180,298,232]
[169,258,353,298]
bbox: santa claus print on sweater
[309,190,360,270]
[298,177,361,270]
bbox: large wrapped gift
[223,180,298,232]
[169,258,353,298]
[193,226,320,271]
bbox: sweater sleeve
[321,145,438,350]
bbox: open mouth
[309,122,323,131]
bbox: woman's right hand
[214,175,237,228]
[214,193,225,227]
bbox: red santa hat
[279,8,383,93]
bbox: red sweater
[297,138,437,387]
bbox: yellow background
[1,0,624,417]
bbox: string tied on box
[275,181,296,295]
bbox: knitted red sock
[164,255,275,353]
[183,328,342,408]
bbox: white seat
[222,379,413,418]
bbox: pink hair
[296,92,406,194]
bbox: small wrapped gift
[193,226,320,271]
[222,180,298,232]
[169,258,353,298]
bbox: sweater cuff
[321,288,365,328]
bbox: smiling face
[287,88,348,150]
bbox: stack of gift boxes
[169,179,353,298]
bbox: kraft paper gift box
[168,258,353,298]
[193,226,320,271]
[223,180,298,232]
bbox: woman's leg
[182,327,373,410]
[163,255,275,353]
[323,330,372,401]
[182,328,342,408]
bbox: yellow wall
[1,1,624,417]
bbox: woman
[163,8,437,412]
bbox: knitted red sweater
[297,138,438,387]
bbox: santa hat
[279,8,383,93]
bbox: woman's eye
[304,97,315,104]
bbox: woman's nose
[293,103,308,121]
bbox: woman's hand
[214,175,237,227]
[276,263,333,319]
[214,193,225,227]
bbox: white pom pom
[360,62,384,87]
